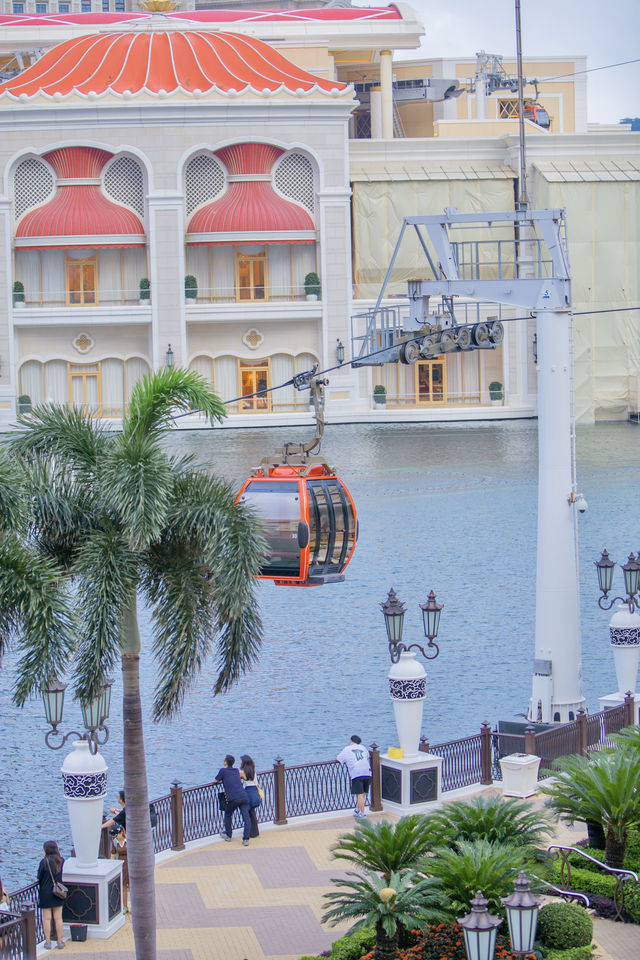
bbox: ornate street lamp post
[458,891,502,960]
[378,588,445,812]
[42,678,112,754]
[594,549,640,720]
[502,873,540,957]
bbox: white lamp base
[61,857,125,939]
[379,752,443,815]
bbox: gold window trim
[414,359,447,405]
[235,249,268,303]
[238,357,271,412]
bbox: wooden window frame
[65,254,99,307]
[414,359,447,405]
[238,358,271,412]
[235,249,268,303]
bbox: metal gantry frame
[350,207,584,725]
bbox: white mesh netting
[103,156,145,218]
[185,154,226,216]
[273,152,315,215]
[13,157,55,221]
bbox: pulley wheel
[472,323,490,345]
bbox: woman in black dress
[37,840,65,950]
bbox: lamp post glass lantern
[336,339,345,365]
[380,587,443,663]
[165,343,174,367]
[501,872,539,956]
[42,678,112,753]
[42,679,67,729]
[457,891,502,960]
[595,548,639,613]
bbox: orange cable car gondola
[236,373,358,586]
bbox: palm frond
[421,838,525,919]
[72,528,139,702]
[8,404,108,472]
[609,724,640,753]
[322,869,445,932]
[0,530,76,704]
[100,434,174,551]
[428,794,551,850]
[142,541,216,720]
[0,449,29,533]
[124,367,226,441]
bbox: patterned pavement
[38,799,640,960]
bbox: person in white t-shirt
[336,735,371,818]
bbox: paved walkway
[40,793,640,960]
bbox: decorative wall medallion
[63,771,107,799]
[610,626,640,646]
[389,677,426,700]
[73,333,94,355]
[242,328,264,350]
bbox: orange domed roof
[0,29,347,100]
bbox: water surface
[1,419,638,889]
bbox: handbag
[46,858,68,900]
[218,791,228,812]
[257,783,264,802]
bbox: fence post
[419,736,430,753]
[624,690,635,727]
[21,907,37,960]
[273,757,288,825]
[524,725,537,757]
[480,722,492,785]
[577,708,588,756]
[170,780,185,851]
[369,743,383,812]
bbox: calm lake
[1,419,638,889]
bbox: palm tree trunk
[374,920,398,960]
[121,595,157,960]
[604,827,626,869]
[586,820,606,850]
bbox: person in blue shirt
[213,755,252,846]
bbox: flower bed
[361,925,536,960]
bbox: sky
[392,0,640,125]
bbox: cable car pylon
[236,369,358,587]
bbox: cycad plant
[331,815,439,883]
[420,838,526,919]
[4,368,265,960]
[609,724,640,753]
[323,869,446,960]
[428,794,551,852]
[540,749,640,868]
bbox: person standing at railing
[36,840,65,950]
[337,735,371,819]
[213,755,252,846]
[240,754,262,839]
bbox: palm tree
[420,838,526,919]
[540,750,640,867]
[331,816,438,883]
[7,368,265,960]
[428,794,551,851]
[323,869,446,960]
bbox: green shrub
[304,272,321,297]
[567,847,608,874]
[550,861,617,897]
[184,274,198,299]
[12,280,24,304]
[625,823,640,870]
[544,947,593,960]
[329,927,375,960]
[621,879,640,923]
[489,380,503,399]
[537,903,592,949]
[139,277,150,300]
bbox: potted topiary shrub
[18,394,31,414]
[373,384,387,406]
[139,277,150,304]
[489,380,503,403]
[184,274,197,304]
[304,272,321,301]
[12,280,25,307]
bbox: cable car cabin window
[238,480,301,577]
[307,479,355,576]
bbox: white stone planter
[185,297,197,305]
[61,740,108,868]
[499,753,540,798]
